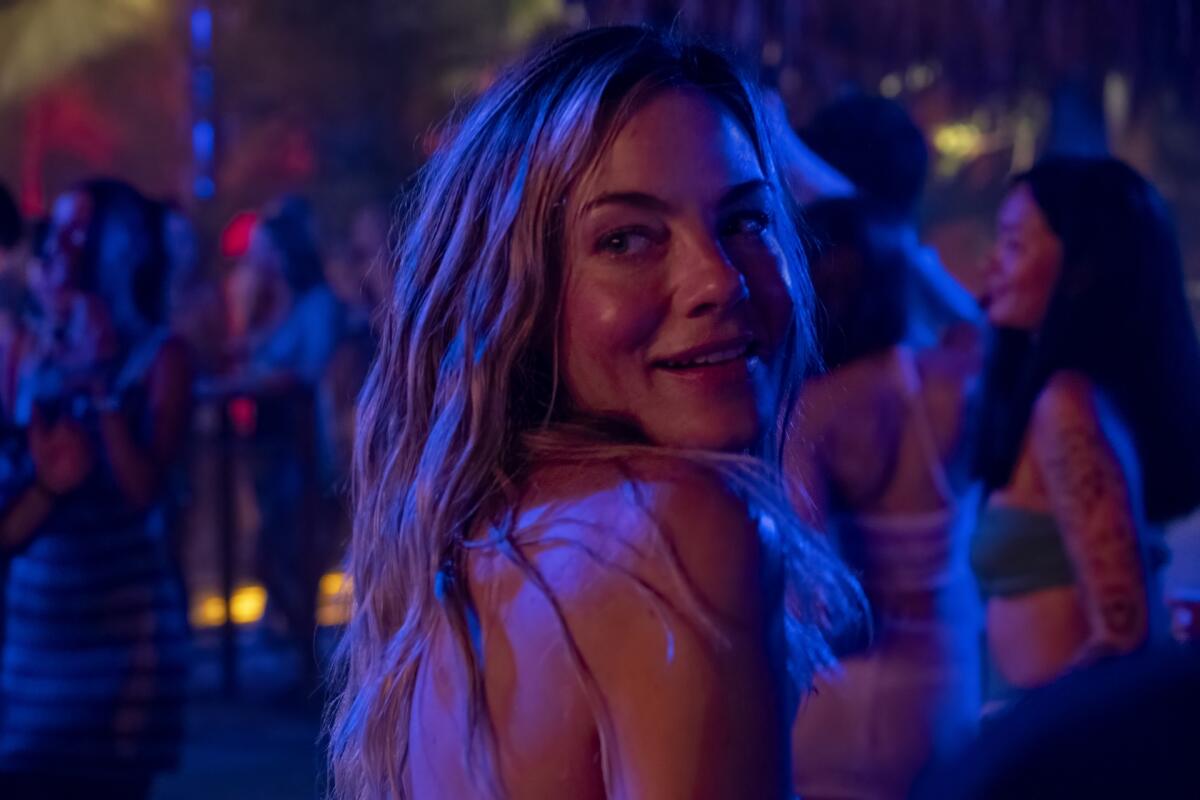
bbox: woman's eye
[722,210,771,237]
[596,228,655,257]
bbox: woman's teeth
[663,345,748,369]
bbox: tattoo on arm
[1035,396,1148,646]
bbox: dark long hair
[803,196,909,372]
[74,178,168,344]
[974,156,1200,523]
[259,194,325,294]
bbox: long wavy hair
[974,156,1200,523]
[329,26,861,799]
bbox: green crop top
[971,506,1171,599]
[970,506,1075,598]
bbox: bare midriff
[986,584,1089,687]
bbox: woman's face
[559,88,793,451]
[34,190,92,319]
[985,184,1063,330]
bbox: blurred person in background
[324,200,390,332]
[318,201,390,569]
[221,194,346,390]
[802,93,983,350]
[788,197,982,799]
[320,199,389,482]
[971,156,1200,715]
[760,91,855,206]
[208,194,347,687]
[158,200,225,377]
[0,178,191,800]
[0,205,42,424]
[0,270,37,427]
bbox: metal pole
[217,398,238,697]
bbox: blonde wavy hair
[328,26,862,799]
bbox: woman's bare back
[790,342,977,521]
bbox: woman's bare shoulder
[466,456,790,797]
[472,457,771,628]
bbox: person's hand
[29,409,95,495]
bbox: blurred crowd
[0,174,389,797]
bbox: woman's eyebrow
[581,191,673,216]
[582,178,771,216]
[719,178,772,206]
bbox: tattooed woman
[327,27,859,799]
[972,156,1200,714]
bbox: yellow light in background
[190,584,268,629]
[933,123,984,160]
[191,594,227,628]
[317,570,352,628]
[319,571,349,597]
[0,0,170,107]
[190,573,353,630]
[229,585,267,625]
[317,605,349,628]
[879,73,903,98]
[506,0,565,44]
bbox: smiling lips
[655,334,757,371]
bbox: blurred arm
[1032,372,1149,661]
[97,338,192,510]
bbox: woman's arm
[0,483,57,554]
[1,415,95,553]
[1031,372,1149,661]
[96,338,193,510]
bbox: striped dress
[0,339,189,778]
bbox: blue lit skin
[985,184,1063,330]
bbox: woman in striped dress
[0,179,191,800]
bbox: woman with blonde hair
[328,26,860,799]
